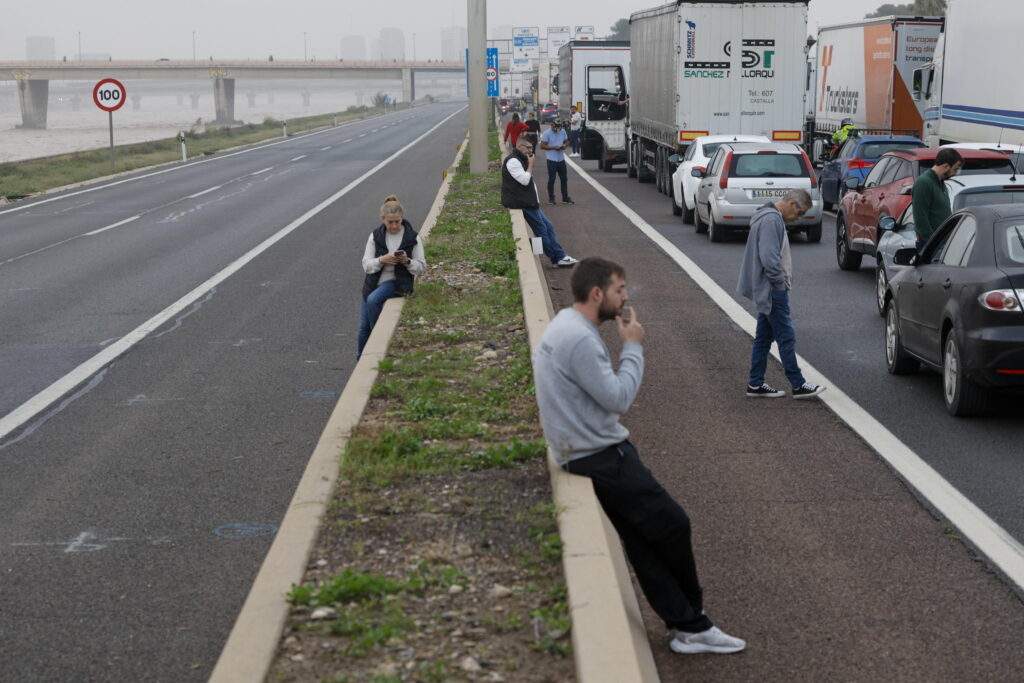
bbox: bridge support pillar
[213,77,235,125]
[402,68,415,103]
[17,79,49,129]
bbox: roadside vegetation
[270,126,574,682]
[0,102,410,199]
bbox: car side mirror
[878,216,896,233]
[668,154,681,164]
[691,167,705,178]
[893,247,919,266]
[845,177,861,190]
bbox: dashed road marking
[290,155,307,162]
[187,184,223,199]
[85,214,140,236]
[250,167,274,176]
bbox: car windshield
[858,141,924,158]
[954,190,1024,210]
[731,153,807,178]
[918,158,1016,175]
[997,223,1024,267]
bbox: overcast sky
[2,0,897,61]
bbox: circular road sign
[486,67,498,82]
[93,78,126,112]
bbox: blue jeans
[357,280,398,357]
[521,207,567,264]
[568,129,581,154]
[748,289,806,389]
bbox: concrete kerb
[510,210,660,683]
[208,132,469,683]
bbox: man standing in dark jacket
[502,136,578,267]
[912,147,963,249]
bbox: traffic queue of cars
[657,130,1024,416]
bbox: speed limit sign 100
[93,78,126,112]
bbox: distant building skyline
[339,35,366,61]
[440,26,466,64]
[377,27,405,61]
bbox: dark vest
[501,150,539,210]
[362,221,419,299]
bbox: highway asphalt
[560,155,1024,556]
[0,102,467,680]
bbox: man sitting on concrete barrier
[502,135,578,268]
[533,257,746,655]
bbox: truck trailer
[916,0,1024,148]
[809,15,943,159]
[627,0,810,195]
[557,40,631,171]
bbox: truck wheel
[805,222,822,243]
[638,144,655,184]
[836,213,862,270]
[602,142,615,172]
[708,209,725,243]
[627,140,638,178]
[597,151,605,171]
[670,182,682,216]
[943,333,989,416]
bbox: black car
[883,204,1024,415]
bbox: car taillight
[719,152,733,189]
[847,158,876,170]
[800,151,818,188]
[978,289,1024,312]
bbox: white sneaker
[556,256,578,267]
[670,626,746,654]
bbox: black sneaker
[746,383,785,398]
[792,383,826,399]
[548,198,557,205]
[562,197,575,205]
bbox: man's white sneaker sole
[669,639,745,655]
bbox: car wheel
[682,196,695,224]
[875,261,888,317]
[943,332,989,416]
[805,222,822,243]
[836,213,863,271]
[885,302,919,375]
[694,202,708,234]
[670,182,682,216]
[708,208,725,243]
[822,199,833,212]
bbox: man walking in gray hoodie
[737,190,825,399]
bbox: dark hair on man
[935,147,963,167]
[512,112,520,124]
[571,257,625,302]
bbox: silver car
[874,174,1024,315]
[693,143,824,243]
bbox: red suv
[835,148,1014,270]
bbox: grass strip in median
[270,146,575,682]
[0,104,408,199]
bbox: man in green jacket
[912,148,963,249]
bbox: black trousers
[567,441,714,633]
[546,159,569,201]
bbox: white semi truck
[808,15,943,159]
[557,40,631,171]
[915,0,1024,148]
[627,0,809,194]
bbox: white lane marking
[0,112,380,217]
[0,234,84,266]
[342,139,353,143]
[371,128,379,133]
[565,156,1024,591]
[320,146,331,151]
[0,105,467,445]
[85,215,140,236]
[358,133,367,138]
[250,166,274,176]
[187,184,223,199]
[290,155,307,162]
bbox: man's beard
[597,299,621,322]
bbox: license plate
[751,189,790,198]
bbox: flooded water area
[0,75,464,162]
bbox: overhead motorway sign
[512,26,540,72]
[547,26,571,57]
[574,26,595,41]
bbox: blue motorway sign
[466,47,501,97]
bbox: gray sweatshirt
[532,308,644,466]
[736,203,792,315]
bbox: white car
[669,134,770,224]
[942,142,1024,173]
[874,173,1024,315]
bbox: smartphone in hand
[394,250,406,259]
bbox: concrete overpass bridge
[0,59,465,128]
